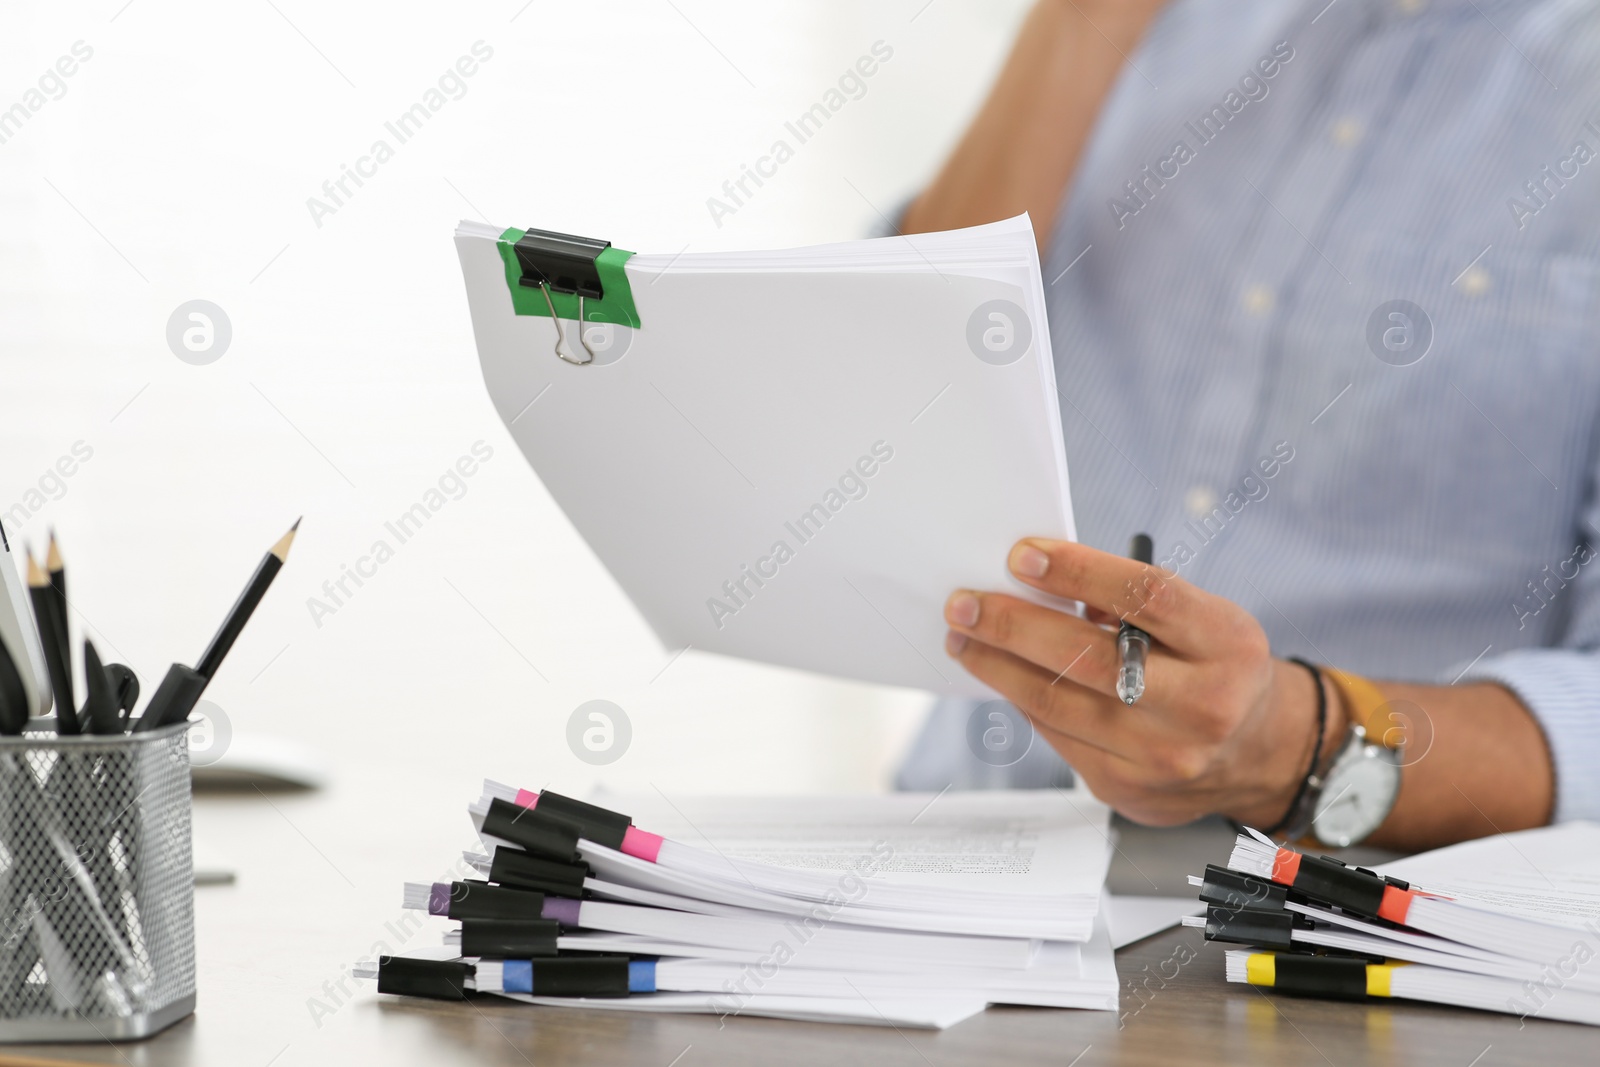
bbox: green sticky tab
[496,228,641,329]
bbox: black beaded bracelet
[1262,656,1327,839]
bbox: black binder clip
[376,956,474,1001]
[486,846,590,897]
[458,918,561,959]
[513,228,611,365]
[481,797,583,863]
[1202,903,1310,952]
[1198,864,1289,912]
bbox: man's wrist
[1227,659,1348,829]
[1315,667,1350,766]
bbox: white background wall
[0,0,1032,801]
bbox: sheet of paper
[595,789,1113,911]
[518,898,1119,1018]
[572,899,1034,969]
[457,217,1075,697]
[1268,909,1600,993]
[1107,895,1203,950]
[501,990,988,1029]
[577,867,1087,940]
[1379,821,1600,929]
[553,930,1051,973]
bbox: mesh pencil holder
[0,719,196,1042]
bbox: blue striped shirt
[899,0,1600,822]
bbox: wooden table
[4,776,1592,1066]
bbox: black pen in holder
[131,664,210,734]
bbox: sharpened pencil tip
[45,532,63,571]
[271,518,301,562]
[25,549,47,586]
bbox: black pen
[1117,533,1153,705]
[81,639,123,735]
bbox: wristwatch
[1285,669,1403,848]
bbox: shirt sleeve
[1457,454,1600,822]
[1459,648,1600,822]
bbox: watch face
[1311,746,1401,848]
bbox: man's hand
[944,538,1338,828]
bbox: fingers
[1006,539,1242,655]
[1026,716,1223,826]
[947,618,1252,780]
[945,590,1189,704]
[945,631,1134,759]
[950,647,1227,823]
[1083,605,1119,628]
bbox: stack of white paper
[554,790,1112,940]
[362,787,1120,1029]
[455,217,1076,697]
[1196,823,1600,1026]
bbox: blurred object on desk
[189,729,328,792]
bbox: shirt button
[1332,117,1363,147]
[1460,267,1492,296]
[1243,285,1274,316]
[1185,486,1219,520]
[1396,0,1427,14]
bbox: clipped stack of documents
[356,786,1120,1028]
[454,216,1075,698]
[1186,823,1600,1026]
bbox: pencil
[45,530,74,715]
[26,551,78,734]
[194,518,300,681]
